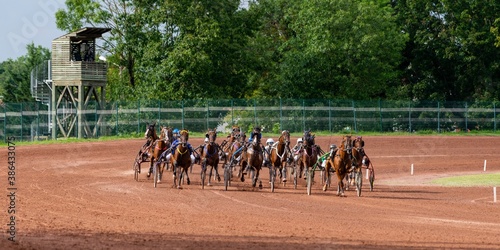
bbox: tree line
[2,0,500,104]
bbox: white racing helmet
[297,138,303,143]
[266,138,275,145]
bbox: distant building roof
[54,27,111,41]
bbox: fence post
[328,100,332,132]
[3,104,6,142]
[231,99,234,126]
[116,102,118,136]
[253,99,258,126]
[181,100,185,129]
[279,98,283,131]
[21,103,23,141]
[379,99,382,132]
[408,101,412,133]
[206,100,210,130]
[465,102,468,131]
[352,100,357,133]
[95,101,98,138]
[137,100,140,134]
[158,100,161,125]
[494,102,497,132]
[437,101,440,133]
[37,103,40,141]
[302,99,305,132]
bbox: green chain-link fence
[1,99,498,142]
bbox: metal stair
[30,60,52,105]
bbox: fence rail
[0,99,498,142]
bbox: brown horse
[323,135,352,197]
[239,127,263,188]
[171,129,192,189]
[299,130,318,182]
[270,130,291,183]
[225,127,246,176]
[152,126,172,184]
[144,122,159,178]
[199,128,220,188]
[350,136,372,194]
[222,125,242,164]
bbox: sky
[0,0,66,62]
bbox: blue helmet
[173,128,180,134]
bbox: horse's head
[144,122,157,140]
[206,129,217,145]
[341,135,353,154]
[160,126,173,142]
[251,126,262,146]
[281,130,291,147]
[179,129,189,146]
[231,125,240,135]
[239,131,246,143]
[303,130,315,147]
[353,136,364,148]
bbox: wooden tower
[51,27,110,139]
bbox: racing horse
[299,130,319,182]
[222,125,242,165]
[133,122,158,179]
[270,130,292,183]
[151,126,173,184]
[199,128,220,188]
[144,122,159,176]
[349,136,374,194]
[323,135,352,197]
[239,127,264,188]
[225,126,246,176]
[171,129,192,189]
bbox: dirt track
[2,135,500,249]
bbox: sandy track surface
[2,135,500,249]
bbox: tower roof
[54,27,111,41]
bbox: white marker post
[366,167,369,180]
[494,187,497,203]
[484,160,487,172]
[411,164,414,176]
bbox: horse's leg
[215,160,221,182]
[147,157,154,178]
[256,167,262,189]
[207,164,213,186]
[185,166,191,185]
[338,171,346,197]
[158,162,164,183]
[281,162,287,183]
[240,161,247,182]
[323,164,330,191]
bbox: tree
[0,43,50,103]
[247,0,407,99]
[394,0,500,101]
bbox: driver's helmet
[297,138,303,144]
[173,128,180,138]
[266,138,275,145]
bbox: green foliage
[2,0,499,106]
[0,43,50,103]
[394,0,500,102]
